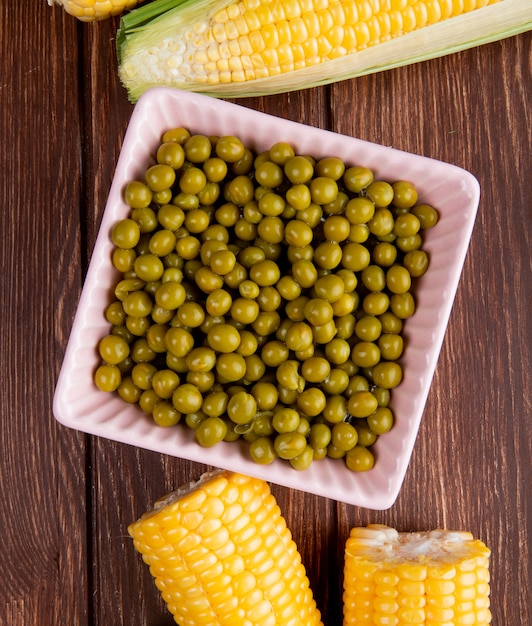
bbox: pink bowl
[53,87,479,509]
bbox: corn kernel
[353,20,371,47]
[303,11,321,37]
[366,15,382,41]
[413,2,429,26]
[263,23,280,48]
[286,0,304,18]
[256,3,274,24]
[317,34,334,55]
[439,0,454,17]
[401,5,417,30]
[377,11,392,37]
[278,20,293,43]
[289,17,309,42]
[356,0,374,21]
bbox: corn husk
[117,0,532,100]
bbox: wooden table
[2,3,530,625]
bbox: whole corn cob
[128,470,323,626]
[117,0,531,99]
[47,0,142,21]
[343,524,491,625]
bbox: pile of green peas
[94,127,439,472]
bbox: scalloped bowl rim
[53,87,479,510]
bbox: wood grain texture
[1,2,530,624]
[1,3,90,625]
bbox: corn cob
[47,0,142,21]
[117,0,531,99]
[128,470,323,626]
[343,524,492,625]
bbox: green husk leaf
[117,0,193,61]
[117,0,532,101]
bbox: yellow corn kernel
[355,0,374,21]
[353,20,371,47]
[401,5,418,31]
[129,471,323,626]
[263,23,281,47]
[343,525,491,626]
[47,0,140,21]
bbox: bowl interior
[53,87,479,509]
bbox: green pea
[98,335,130,365]
[152,369,180,400]
[323,394,347,422]
[131,362,157,390]
[124,181,152,210]
[284,156,314,184]
[274,432,307,460]
[152,401,181,427]
[342,242,370,272]
[131,207,158,233]
[351,342,381,369]
[404,250,429,277]
[215,135,246,162]
[184,134,212,163]
[372,241,397,267]
[172,383,203,414]
[94,364,122,392]
[372,362,403,389]
[354,424,377,447]
[331,422,359,451]
[112,219,141,249]
[386,265,412,294]
[393,213,420,238]
[289,445,314,470]
[157,142,185,169]
[272,407,300,434]
[310,176,338,205]
[227,391,257,425]
[117,376,142,404]
[269,141,295,165]
[361,265,386,292]
[367,407,394,435]
[366,181,394,207]
[411,204,439,229]
[249,437,276,465]
[343,166,374,193]
[368,208,395,236]
[195,416,227,447]
[355,316,382,342]
[146,164,176,192]
[309,423,332,450]
[139,389,159,414]
[345,197,375,224]
[252,413,274,436]
[390,292,416,319]
[345,446,375,472]
[378,333,404,361]
[347,390,379,418]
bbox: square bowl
[53,87,479,510]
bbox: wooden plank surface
[1,2,530,625]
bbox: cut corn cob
[117,0,531,99]
[343,524,492,625]
[128,470,323,626]
[47,0,142,21]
